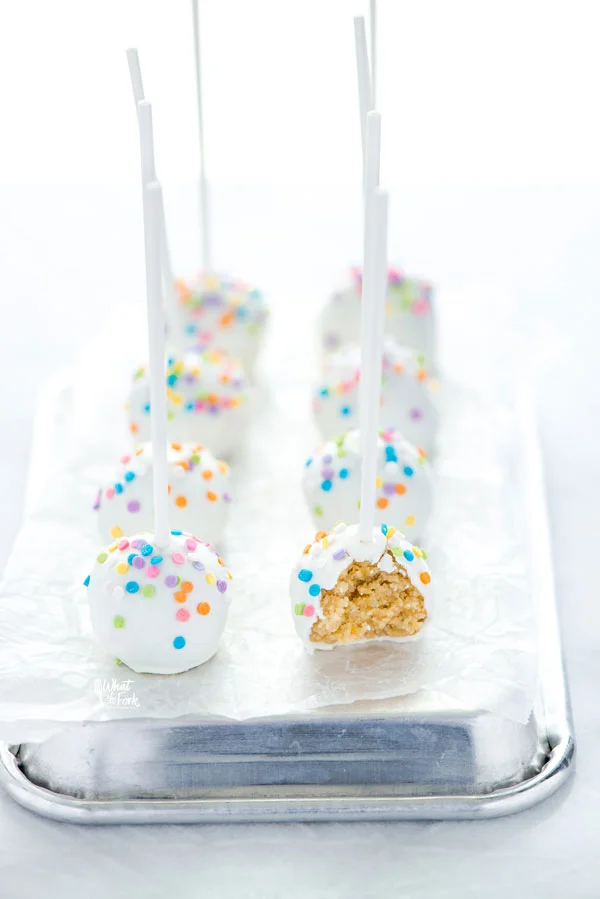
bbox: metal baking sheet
[0,373,574,822]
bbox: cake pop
[127,348,249,459]
[303,427,432,539]
[312,336,438,452]
[95,442,232,545]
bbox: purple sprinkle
[192,561,205,572]
[165,574,178,587]
[203,292,223,307]
[132,538,146,549]
[209,406,219,416]
[223,492,232,503]
[333,549,347,561]
[216,579,228,593]
[92,489,101,511]
[185,373,196,384]
[383,483,396,496]
[128,500,141,513]
[325,333,339,348]
[322,454,333,464]
[133,556,145,570]
[321,467,335,480]
[410,408,423,421]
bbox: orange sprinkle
[130,422,138,434]
[416,369,427,382]
[395,483,407,495]
[135,447,144,456]
[168,485,172,495]
[218,461,229,474]
[175,495,187,508]
[377,497,389,509]
[197,602,211,616]
[219,310,234,328]
[206,490,217,502]
[303,544,311,554]
[393,363,405,374]
[420,571,431,585]
[207,393,218,405]
[171,441,182,451]
[218,558,226,567]
[174,591,187,603]
[202,470,213,480]
[181,581,194,594]
[175,278,192,301]
[315,530,327,541]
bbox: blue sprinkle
[141,544,153,557]
[308,584,321,597]
[305,457,313,467]
[127,553,137,565]
[385,446,398,463]
[126,581,139,594]
[143,403,151,414]
[114,483,124,495]
[185,324,195,335]
[124,471,135,482]
[167,373,178,387]
[404,466,414,477]
[339,468,349,479]
[319,387,329,397]
[150,555,163,565]
[171,529,182,536]
[340,405,351,416]
[236,307,248,319]
[83,575,90,587]
[185,402,195,411]
[403,550,415,562]
[173,636,186,650]
[321,480,332,492]
[381,524,388,535]
[167,356,175,365]
[298,569,313,583]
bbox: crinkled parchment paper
[0,289,537,741]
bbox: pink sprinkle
[146,565,159,578]
[185,538,198,551]
[106,488,115,500]
[413,299,429,316]
[176,608,190,622]
[120,454,131,465]
[172,552,185,565]
[303,605,315,617]
[118,539,130,550]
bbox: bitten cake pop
[127,348,249,459]
[320,267,434,363]
[87,115,232,673]
[312,336,438,452]
[290,522,432,651]
[303,428,432,539]
[95,442,232,545]
[86,530,232,674]
[171,273,268,375]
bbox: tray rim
[0,385,575,823]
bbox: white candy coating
[170,273,269,375]
[86,531,233,674]
[290,523,433,652]
[313,338,439,452]
[127,349,250,459]
[320,267,435,364]
[303,428,433,540]
[95,442,232,546]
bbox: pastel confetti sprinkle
[113,615,125,629]
[303,605,315,617]
[173,636,186,649]
[125,581,139,594]
[298,569,313,583]
[172,553,185,565]
[308,584,321,597]
[197,602,211,615]
[127,500,140,513]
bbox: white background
[0,1,599,896]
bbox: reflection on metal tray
[0,393,575,823]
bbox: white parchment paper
[0,289,537,742]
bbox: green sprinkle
[97,552,108,564]
[113,615,125,629]
[142,585,155,598]
[294,603,305,616]
[421,549,428,560]
[390,546,402,558]
[314,505,323,517]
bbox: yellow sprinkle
[227,570,233,580]
[205,572,216,586]
[116,562,129,575]
[405,515,415,527]
[375,476,382,489]
[173,361,184,375]
[386,527,396,539]
[413,547,422,558]
[321,538,329,550]
[110,526,123,539]
[108,542,118,553]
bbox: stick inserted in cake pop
[191,0,211,272]
[126,50,178,326]
[369,0,377,106]
[358,183,389,544]
[353,15,374,168]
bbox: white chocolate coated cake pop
[290,523,432,652]
[95,442,232,545]
[320,267,435,364]
[313,337,438,452]
[171,274,268,375]
[85,531,232,673]
[127,349,250,459]
[303,428,432,539]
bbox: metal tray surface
[0,390,575,822]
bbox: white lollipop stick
[369,0,377,106]
[359,187,388,543]
[353,16,374,170]
[143,180,170,548]
[126,52,178,322]
[192,0,212,273]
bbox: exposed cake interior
[310,551,427,645]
